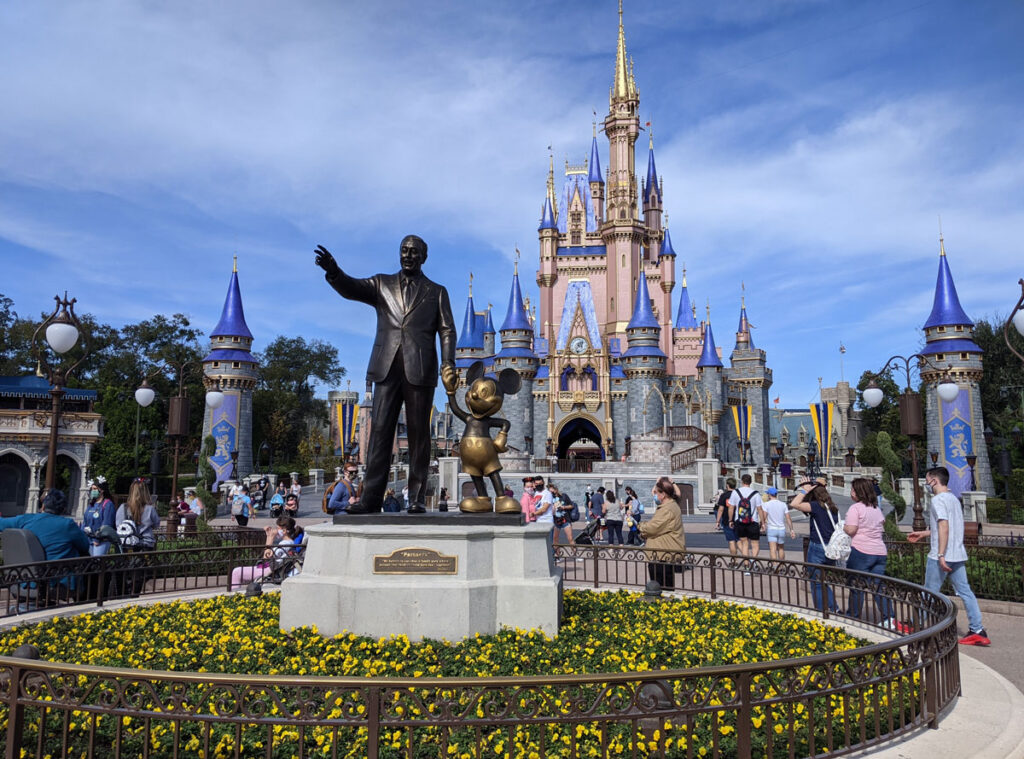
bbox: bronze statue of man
[315,235,456,513]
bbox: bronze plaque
[373,547,458,575]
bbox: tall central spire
[611,0,637,104]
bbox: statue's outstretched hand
[441,364,458,394]
[314,245,340,276]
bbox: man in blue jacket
[0,489,90,560]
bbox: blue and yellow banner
[810,402,834,467]
[731,404,752,442]
[939,386,971,497]
[337,401,360,453]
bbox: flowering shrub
[0,591,918,758]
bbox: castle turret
[483,304,496,357]
[725,290,772,464]
[919,235,992,496]
[455,275,485,369]
[642,132,663,250]
[696,305,724,458]
[202,257,258,485]
[588,126,604,225]
[622,270,666,434]
[495,261,539,454]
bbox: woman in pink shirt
[520,478,540,522]
[843,477,897,629]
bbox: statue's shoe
[407,503,426,514]
[494,496,521,514]
[345,502,382,514]
[459,496,493,513]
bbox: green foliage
[860,432,907,520]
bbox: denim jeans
[846,547,890,620]
[606,520,624,545]
[805,541,837,612]
[925,558,984,633]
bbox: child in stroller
[283,493,299,518]
[574,519,602,546]
[269,490,286,519]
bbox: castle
[450,3,773,470]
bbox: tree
[973,317,1024,492]
[855,367,914,475]
[252,336,345,467]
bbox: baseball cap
[766,487,778,495]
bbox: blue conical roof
[588,135,603,184]
[675,282,697,329]
[211,268,253,339]
[627,271,660,330]
[644,143,661,204]
[923,245,973,329]
[697,314,723,368]
[484,306,495,335]
[538,196,557,230]
[456,295,482,349]
[660,227,676,257]
[500,270,532,331]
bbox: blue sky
[1,0,1022,408]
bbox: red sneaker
[894,621,914,635]
[958,631,991,647]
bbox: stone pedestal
[279,515,563,641]
[309,468,325,489]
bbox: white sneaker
[881,618,896,631]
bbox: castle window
[937,327,946,333]
[955,325,964,332]
[213,362,220,368]
[960,353,969,360]
[935,354,945,361]
[571,211,581,227]
[622,254,625,267]
[232,336,240,343]
[571,232,581,245]
[232,362,240,369]
[610,297,615,313]
[619,209,626,220]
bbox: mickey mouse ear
[498,368,522,396]
[466,361,486,384]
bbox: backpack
[322,479,341,514]
[230,499,244,517]
[736,490,754,524]
[813,505,852,562]
[569,499,581,522]
[117,518,142,547]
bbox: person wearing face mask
[82,477,117,555]
[229,516,302,589]
[639,477,686,591]
[520,477,539,522]
[909,467,989,646]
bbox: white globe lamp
[863,384,884,408]
[205,389,225,409]
[45,322,79,354]
[135,383,156,408]
[937,381,960,403]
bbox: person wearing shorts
[761,487,795,560]
[716,478,739,558]
[728,474,763,572]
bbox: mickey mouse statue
[441,360,522,513]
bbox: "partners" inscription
[373,547,458,575]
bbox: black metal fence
[0,545,961,759]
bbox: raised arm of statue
[314,244,377,306]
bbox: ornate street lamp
[1004,279,1024,363]
[230,449,239,482]
[258,441,271,470]
[31,293,90,493]
[135,362,222,504]
[806,437,819,479]
[966,454,978,491]
[863,354,959,530]
[845,447,856,472]
[314,441,322,468]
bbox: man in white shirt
[909,467,988,646]
[728,474,764,571]
[533,477,554,524]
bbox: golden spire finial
[692,303,697,319]
[706,300,711,323]
[514,245,520,275]
[682,261,687,287]
[469,271,473,297]
[649,120,654,150]
[546,148,558,217]
[741,281,746,308]
[593,119,597,138]
[233,255,238,273]
[612,0,633,103]
[939,215,946,257]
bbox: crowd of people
[0,463,989,647]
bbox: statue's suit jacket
[326,268,456,387]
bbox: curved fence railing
[0,545,960,759]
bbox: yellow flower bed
[0,590,919,758]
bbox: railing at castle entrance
[0,545,961,759]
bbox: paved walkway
[214,493,1024,756]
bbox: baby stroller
[269,493,285,519]
[574,519,603,546]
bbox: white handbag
[813,506,852,562]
